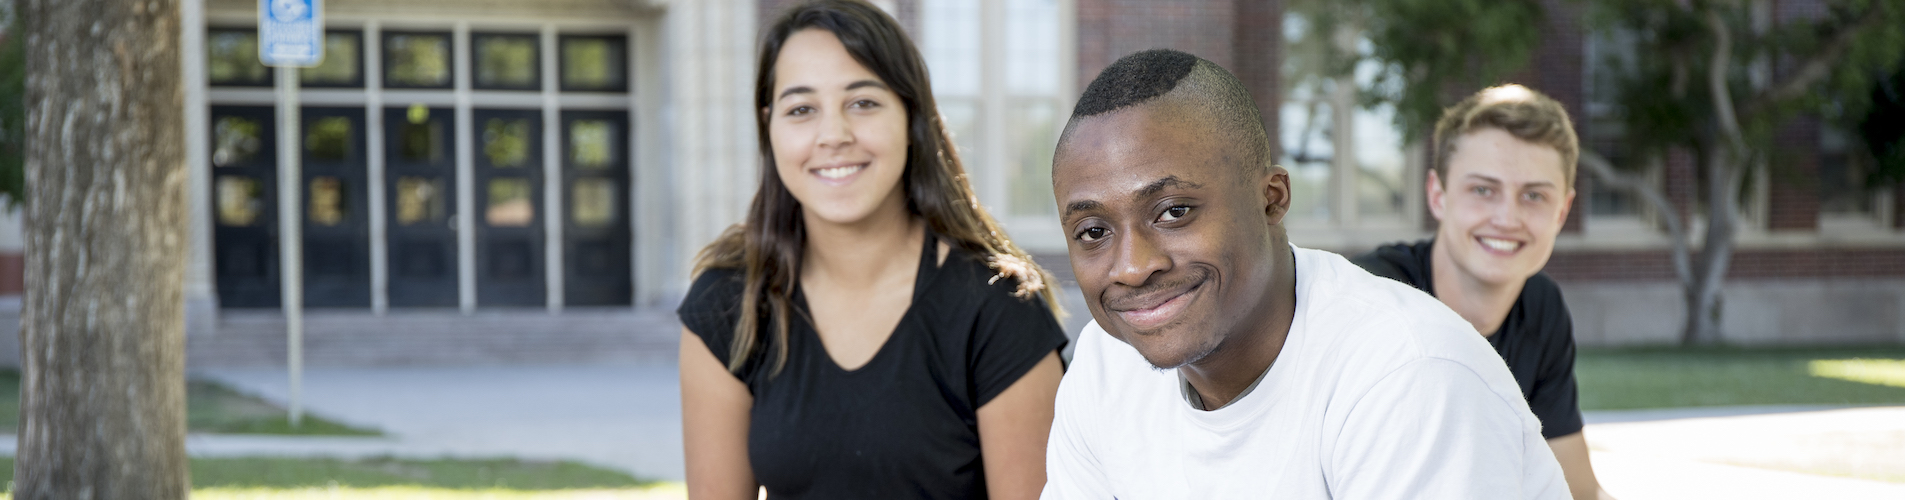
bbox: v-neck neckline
[794,228,941,374]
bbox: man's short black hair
[1060,49,1271,177]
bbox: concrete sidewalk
[189,362,686,481]
[1585,405,1905,499]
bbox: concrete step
[186,307,684,367]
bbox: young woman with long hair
[675,1,1068,498]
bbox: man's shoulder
[1296,247,1503,382]
[1347,239,1431,290]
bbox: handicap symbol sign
[259,0,324,67]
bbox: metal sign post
[261,0,323,428]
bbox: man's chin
[1119,329,1220,371]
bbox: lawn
[1576,345,1905,410]
[0,369,377,436]
[0,457,681,499]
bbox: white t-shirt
[1043,246,1568,499]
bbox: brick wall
[1768,118,1823,231]
[1075,0,1281,159]
[1544,248,1905,282]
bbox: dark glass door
[561,111,631,306]
[210,106,281,308]
[301,107,371,307]
[474,108,545,306]
[385,105,459,307]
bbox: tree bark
[14,0,189,498]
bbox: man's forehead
[1056,102,1211,175]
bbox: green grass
[0,369,378,436]
[1576,345,1905,410]
[0,456,661,491]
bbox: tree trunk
[13,0,189,498]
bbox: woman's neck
[801,188,921,289]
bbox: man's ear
[1425,169,1447,222]
[1557,186,1577,225]
[1262,165,1292,224]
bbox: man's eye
[1076,227,1109,242]
[1523,191,1546,202]
[1157,205,1191,223]
[1472,186,1494,197]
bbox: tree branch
[1740,3,1886,120]
[1706,9,1749,159]
[1579,149,1693,287]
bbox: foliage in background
[1862,65,1905,186]
[1284,0,1544,143]
[0,12,24,209]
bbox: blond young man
[1354,84,1614,500]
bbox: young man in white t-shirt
[1044,48,1569,499]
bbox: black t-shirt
[1351,239,1585,440]
[676,231,1069,499]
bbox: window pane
[309,176,347,226]
[396,176,446,225]
[919,0,979,96]
[938,99,980,167]
[385,33,452,88]
[217,176,263,226]
[483,118,532,168]
[572,178,615,227]
[1006,100,1058,216]
[1280,100,1334,220]
[1003,0,1060,95]
[399,105,444,164]
[213,115,264,167]
[1820,124,1872,214]
[305,116,352,161]
[570,120,616,169]
[560,36,626,91]
[487,178,535,227]
[301,32,361,86]
[208,30,270,86]
[1355,102,1406,218]
[475,34,539,90]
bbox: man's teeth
[816,165,863,179]
[1479,237,1520,252]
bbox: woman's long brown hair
[692,0,1063,375]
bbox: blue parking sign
[259,0,324,67]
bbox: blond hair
[1432,84,1579,188]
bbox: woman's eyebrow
[846,80,889,91]
[777,85,814,100]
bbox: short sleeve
[968,280,1069,408]
[675,268,756,381]
[1524,274,1584,439]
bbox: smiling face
[1054,101,1291,369]
[766,29,911,227]
[1428,127,1576,287]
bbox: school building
[0,0,1897,367]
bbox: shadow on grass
[1577,345,1905,410]
[0,457,657,490]
[0,369,378,436]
